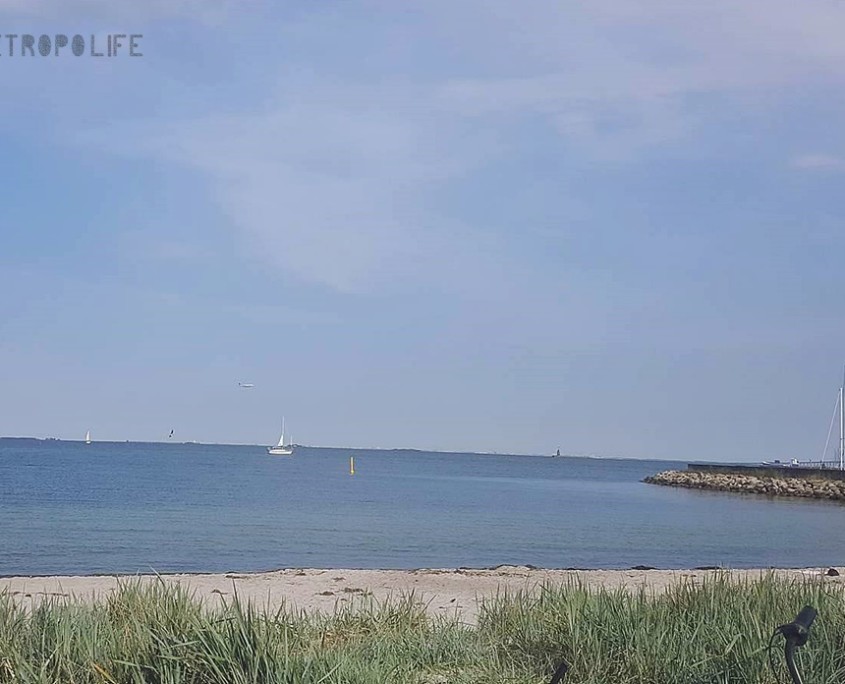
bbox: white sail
[268,417,294,455]
[85,430,91,444]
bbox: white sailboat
[267,418,294,456]
[85,430,91,445]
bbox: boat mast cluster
[820,368,845,470]
[833,369,845,470]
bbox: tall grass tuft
[477,572,845,683]
[1,574,844,683]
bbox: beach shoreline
[2,565,842,623]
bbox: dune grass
[1,573,843,683]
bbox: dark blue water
[1,439,844,575]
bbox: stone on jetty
[643,470,845,501]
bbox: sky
[1,0,844,461]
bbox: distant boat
[761,458,799,467]
[85,430,91,445]
[267,418,294,456]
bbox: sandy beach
[2,566,842,623]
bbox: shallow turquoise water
[1,439,843,575]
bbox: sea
[1,438,844,576]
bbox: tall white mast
[840,368,844,470]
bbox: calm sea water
[1,439,844,576]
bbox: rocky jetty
[644,470,845,501]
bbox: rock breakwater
[644,470,845,501]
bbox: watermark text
[0,34,143,57]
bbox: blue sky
[1,0,844,461]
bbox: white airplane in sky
[238,382,255,388]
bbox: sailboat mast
[840,369,844,470]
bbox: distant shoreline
[0,437,699,462]
[0,436,552,455]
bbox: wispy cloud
[58,0,845,294]
[0,0,235,21]
[419,0,845,157]
[78,73,515,293]
[792,154,845,171]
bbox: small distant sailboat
[85,430,91,445]
[267,418,294,456]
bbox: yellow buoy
[350,456,355,475]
